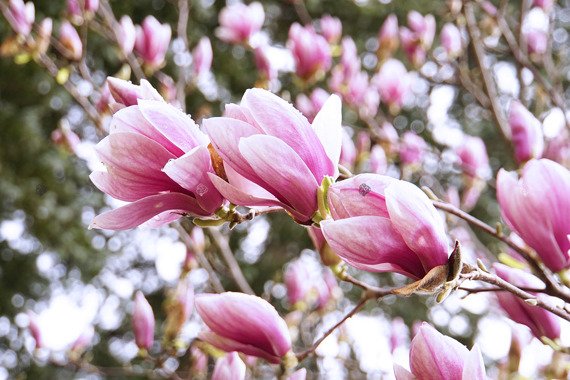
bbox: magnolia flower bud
[319,15,342,44]
[135,16,171,69]
[284,260,312,306]
[378,14,399,58]
[369,145,388,174]
[216,2,264,44]
[212,352,246,380]
[195,292,292,363]
[106,77,163,108]
[35,18,52,55]
[164,279,194,342]
[132,291,154,350]
[117,16,136,56]
[192,37,213,79]
[254,44,278,82]
[399,132,427,166]
[440,23,462,58]
[455,135,491,179]
[59,21,82,61]
[27,311,42,349]
[190,346,208,374]
[288,23,332,80]
[508,100,544,164]
[6,0,34,36]
[372,59,411,112]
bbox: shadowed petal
[200,331,281,364]
[312,94,342,178]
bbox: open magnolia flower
[204,88,342,224]
[321,174,449,279]
[90,83,224,230]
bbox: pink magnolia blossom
[90,89,223,230]
[284,259,312,306]
[525,27,548,56]
[135,16,171,69]
[192,37,213,79]
[455,135,491,179]
[407,11,436,48]
[496,159,570,272]
[373,59,411,110]
[378,14,399,57]
[164,279,194,340]
[254,45,278,81]
[190,347,208,374]
[67,0,99,18]
[212,352,246,380]
[216,2,264,44]
[494,264,561,340]
[6,0,34,36]
[321,174,449,279]
[71,325,94,352]
[132,291,154,350]
[319,15,342,44]
[390,317,409,353]
[27,311,42,349]
[508,100,544,164]
[399,131,427,166]
[394,323,486,380]
[369,145,388,174]
[288,23,332,80]
[533,0,554,11]
[117,16,136,56]
[295,88,329,122]
[440,23,462,58]
[316,268,338,310]
[106,77,163,109]
[400,27,427,67]
[204,88,342,224]
[36,17,52,55]
[195,292,292,364]
[59,21,82,60]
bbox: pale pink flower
[407,11,436,48]
[195,292,292,363]
[212,352,246,380]
[204,88,342,223]
[378,14,399,57]
[5,0,34,36]
[135,16,171,69]
[254,44,278,81]
[497,159,570,272]
[373,59,411,110]
[440,23,462,58]
[117,16,136,56]
[319,15,342,44]
[508,100,544,164]
[71,325,94,352]
[288,23,332,80]
[369,145,387,174]
[132,291,154,350]
[322,174,449,279]
[399,131,427,165]
[288,368,307,380]
[533,0,554,11]
[216,2,264,44]
[340,130,357,169]
[106,77,163,109]
[455,135,491,179]
[59,21,82,60]
[192,37,213,79]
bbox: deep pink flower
[6,0,34,36]
[27,311,42,349]
[135,16,171,69]
[394,323,486,380]
[508,100,544,164]
[132,291,154,350]
[319,15,342,44]
[192,37,213,79]
[440,23,462,58]
[378,14,399,56]
[321,174,449,279]
[455,135,491,179]
[497,159,570,272]
[195,292,292,364]
[216,2,264,44]
[494,264,561,340]
[117,16,136,56]
[59,21,82,60]
[212,352,246,380]
[90,92,223,230]
[288,23,332,80]
[373,59,411,110]
[204,88,342,223]
[399,131,427,165]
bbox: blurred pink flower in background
[497,159,570,272]
[399,132,427,166]
[319,15,342,44]
[135,16,171,69]
[192,36,213,79]
[67,0,99,19]
[508,100,544,164]
[455,135,491,179]
[440,23,462,58]
[378,14,399,58]
[59,21,82,60]
[216,2,264,44]
[284,259,312,306]
[254,44,278,81]
[132,291,154,350]
[117,16,136,56]
[5,0,34,36]
[373,59,411,112]
[340,130,357,169]
[106,77,163,110]
[195,292,292,363]
[212,352,246,380]
[322,174,449,279]
[295,88,330,122]
[288,23,332,80]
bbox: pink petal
[91,192,207,230]
[138,99,208,152]
[239,134,319,222]
[200,331,281,364]
[393,364,415,380]
[462,345,486,380]
[212,352,246,380]
[90,171,181,202]
[312,94,343,178]
[320,216,425,279]
[163,146,223,213]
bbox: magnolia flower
[394,323,486,380]
[284,259,312,306]
[216,2,264,44]
[192,37,213,79]
[117,16,136,56]
[288,23,332,80]
[6,0,34,36]
[135,16,171,69]
[212,352,246,380]
[254,44,278,81]
[106,77,162,110]
[67,0,99,18]
[295,88,330,122]
[407,11,436,48]
[319,15,342,44]
[36,17,52,55]
[59,21,82,60]
[497,159,570,272]
[525,27,548,56]
[400,131,427,166]
[378,14,399,58]
[494,264,561,340]
[164,279,194,341]
[455,135,491,179]
[440,23,462,58]
[368,145,388,174]
[373,59,411,111]
[132,291,154,350]
[195,292,292,363]
[90,86,224,230]
[508,100,544,164]
[204,88,342,224]
[71,325,94,352]
[190,347,208,374]
[321,174,449,279]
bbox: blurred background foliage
[0,0,565,378]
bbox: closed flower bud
[497,159,570,272]
[135,16,171,69]
[164,279,194,342]
[399,131,427,166]
[254,44,278,82]
[59,21,82,61]
[284,259,312,306]
[455,135,491,179]
[322,174,449,279]
[319,15,342,44]
[372,59,411,112]
[195,292,292,363]
[204,88,342,224]
[340,130,357,169]
[27,311,42,349]
[288,23,332,80]
[212,352,246,380]
[117,16,136,56]
[132,291,155,350]
[216,2,264,45]
[394,323,486,380]
[378,14,399,58]
[192,37,213,79]
[35,18,52,55]
[6,0,34,36]
[190,346,208,374]
[494,264,561,340]
[440,23,462,58]
[508,100,544,164]
[106,77,162,109]
[369,145,388,174]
